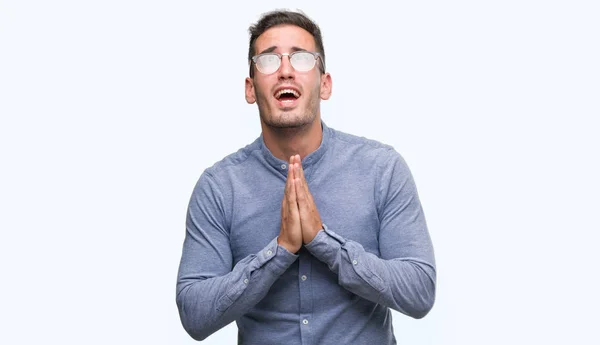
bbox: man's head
[245,10,332,129]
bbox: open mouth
[274,88,301,108]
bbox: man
[176,10,436,344]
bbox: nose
[278,54,294,79]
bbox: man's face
[245,25,332,129]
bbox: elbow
[405,261,436,319]
[178,308,212,341]
[407,280,436,319]
[408,294,435,319]
[176,292,211,341]
[184,326,210,342]
[388,284,436,319]
[390,269,436,319]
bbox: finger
[287,165,299,211]
[296,155,308,185]
[282,170,290,212]
[286,164,293,198]
[288,156,297,187]
[284,162,292,194]
[294,164,307,206]
[288,181,300,220]
[284,158,295,205]
[296,159,312,199]
[293,162,301,188]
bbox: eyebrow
[258,46,308,55]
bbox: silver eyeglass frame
[249,51,326,77]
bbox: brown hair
[247,10,326,77]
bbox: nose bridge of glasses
[280,53,292,65]
[278,53,294,73]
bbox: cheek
[253,84,274,111]
[254,81,272,101]
[307,78,322,99]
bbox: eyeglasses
[251,51,324,76]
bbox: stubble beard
[260,110,315,129]
[256,84,320,130]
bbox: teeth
[276,89,300,99]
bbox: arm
[176,172,298,341]
[302,150,436,318]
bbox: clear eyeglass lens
[256,54,280,74]
[290,52,316,71]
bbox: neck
[261,117,323,162]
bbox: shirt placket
[298,250,313,345]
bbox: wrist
[303,224,323,244]
[277,237,300,254]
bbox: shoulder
[201,137,262,181]
[328,125,403,165]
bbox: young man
[176,10,436,344]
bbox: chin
[263,112,315,129]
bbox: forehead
[254,24,316,53]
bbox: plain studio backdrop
[1,0,599,344]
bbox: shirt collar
[259,120,331,172]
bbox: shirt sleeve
[304,149,436,319]
[176,171,298,341]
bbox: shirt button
[301,275,307,281]
[280,164,287,170]
[352,259,358,265]
[243,279,249,284]
[302,319,308,325]
[266,250,273,256]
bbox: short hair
[247,10,326,77]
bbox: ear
[320,72,332,100]
[245,77,256,104]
